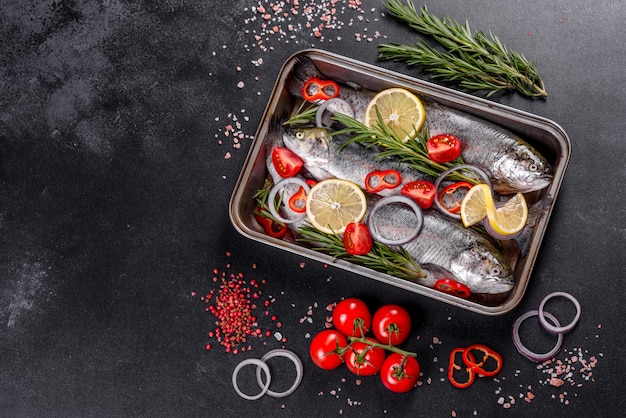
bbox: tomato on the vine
[344,337,385,376]
[372,304,412,346]
[309,329,348,370]
[426,133,462,163]
[380,353,420,393]
[332,298,371,338]
[343,222,373,255]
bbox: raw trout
[287,57,553,194]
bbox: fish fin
[514,195,553,257]
[287,56,323,97]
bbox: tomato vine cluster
[309,298,420,393]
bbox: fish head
[450,243,515,295]
[282,127,332,169]
[491,141,553,193]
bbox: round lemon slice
[460,183,492,227]
[487,192,528,236]
[363,87,426,143]
[306,179,367,234]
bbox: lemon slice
[487,192,528,236]
[364,88,426,143]
[460,183,492,227]
[306,179,367,234]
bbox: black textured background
[1,0,624,416]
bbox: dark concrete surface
[1,0,624,416]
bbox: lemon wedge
[306,179,367,234]
[460,183,528,236]
[364,87,426,143]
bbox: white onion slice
[538,291,581,334]
[267,177,310,224]
[255,349,303,398]
[434,164,493,220]
[512,309,563,363]
[315,98,355,128]
[367,195,424,246]
[232,358,271,400]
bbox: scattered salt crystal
[237,81,244,88]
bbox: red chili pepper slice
[448,347,476,389]
[254,214,287,238]
[272,147,304,178]
[434,278,471,299]
[365,170,402,194]
[288,186,307,213]
[462,344,503,377]
[426,134,462,163]
[437,181,473,214]
[400,180,436,209]
[302,77,340,102]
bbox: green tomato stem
[348,336,417,358]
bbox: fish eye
[490,267,501,276]
[296,131,304,139]
[528,163,538,172]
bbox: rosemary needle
[379,0,547,98]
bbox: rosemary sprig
[379,0,547,98]
[283,101,318,127]
[253,178,285,222]
[297,225,426,280]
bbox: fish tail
[514,195,553,257]
[286,56,324,98]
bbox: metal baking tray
[229,49,570,315]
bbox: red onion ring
[232,358,271,400]
[255,349,303,398]
[367,195,424,246]
[434,164,493,220]
[267,177,310,224]
[538,291,581,334]
[315,98,355,128]
[512,310,563,363]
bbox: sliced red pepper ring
[462,344,503,377]
[302,77,340,102]
[364,170,402,194]
[434,278,471,299]
[448,348,476,389]
[437,181,473,214]
[254,213,287,238]
[288,186,307,213]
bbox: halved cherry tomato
[344,337,385,376]
[302,77,340,101]
[272,147,303,178]
[448,347,476,389]
[332,298,371,338]
[309,329,348,370]
[343,222,373,255]
[426,134,462,163]
[372,304,411,346]
[288,186,307,213]
[364,170,402,194]
[254,214,287,238]
[462,344,503,377]
[380,353,420,393]
[434,278,471,299]
[401,180,436,209]
[437,181,473,214]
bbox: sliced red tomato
[401,180,436,209]
[437,181,473,214]
[380,353,420,393]
[343,222,373,255]
[271,147,303,178]
[426,134,462,163]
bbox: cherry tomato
[426,134,462,163]
[434,278,471,299]
[345,338,385,376]
[437,181,473,214]
[309,329,348,370]
[380,353,420,393]
[372,304,412,346]
[401,180,436,209]
[343,222,373,255]
[271,147,303,178]
[332,298,371,338]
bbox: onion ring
[232,358,272,400]
[434,164,493,220]
[367,195,424,246]
[255,349,303,398]
[538,291,581,334]
[315,98,355,128]
[267,177,310,224]
[512,310,563,363]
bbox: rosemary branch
[379,0,547,97]
[297,225,426,280]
